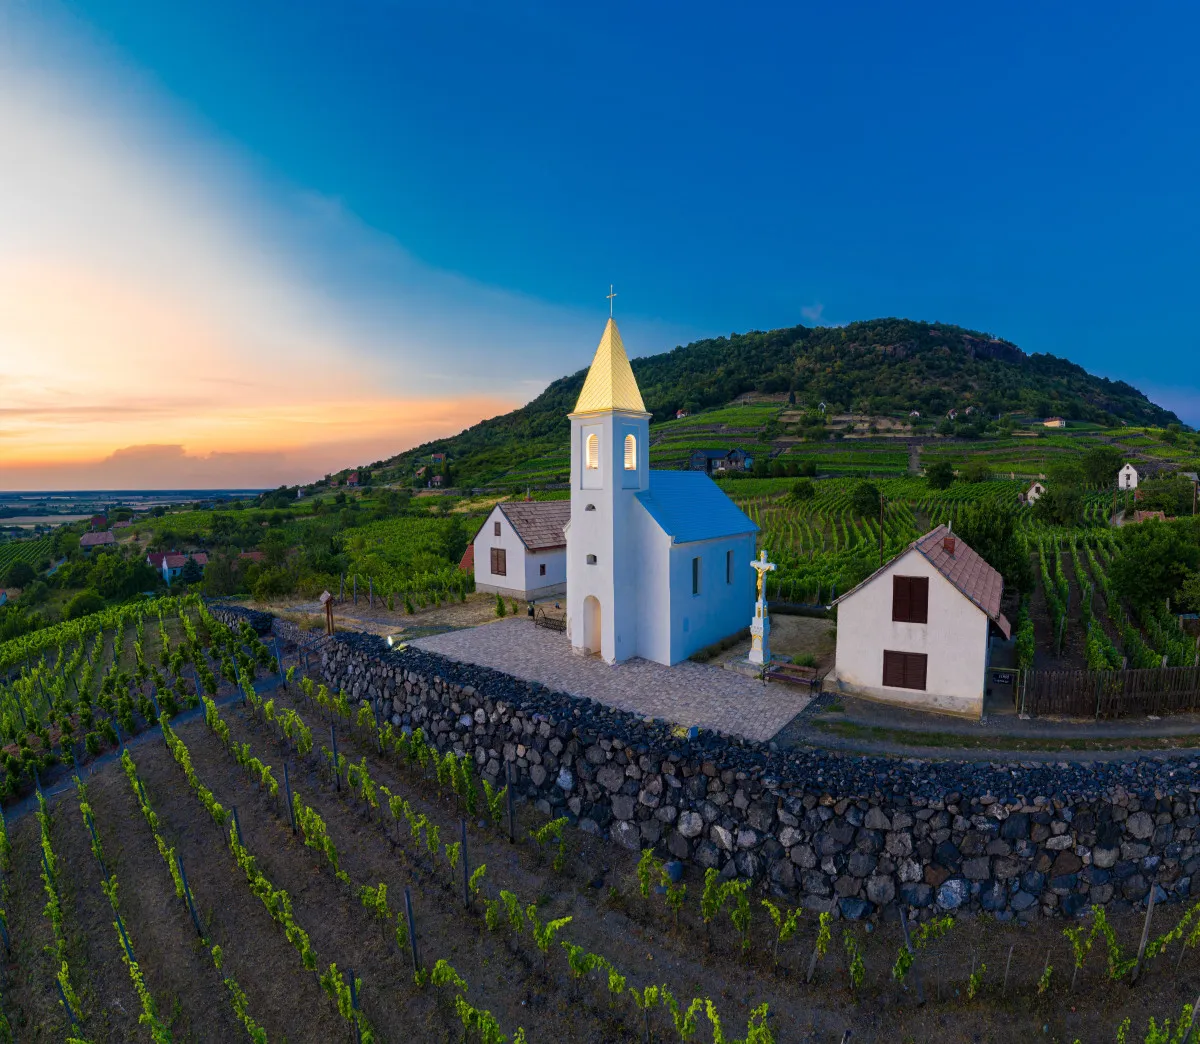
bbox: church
[565,318,758,665]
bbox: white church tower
[565,318,650,663]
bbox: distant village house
[1119,463,1139,490]
[79,531,115,551]
[162,552,208,585]
[1020,481,1046,505]
[689,448,754,475]
[1042,417,1067,428]
[346,471,359,487]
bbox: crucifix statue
[751,549,776,603]
[748,550,776,667]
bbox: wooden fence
[1017,665,1200,718]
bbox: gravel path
[411,616,811,742]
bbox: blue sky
[3,1,1198,486]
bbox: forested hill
[379,318,1179,483]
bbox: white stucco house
[831,525,1011,717]
[565,318,758,665]
[471,500,570,600]
[1119,463,1139,490]
[1022,481,1046,505]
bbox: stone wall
[212,606,1200,922]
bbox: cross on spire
[607,284,617,317]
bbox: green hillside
[372,318,1183,487]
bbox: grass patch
[808,718,1200,753]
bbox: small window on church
[585,433,599,470]
[586,554,597,565]
[624,434,637,471]
[692,556,701,596]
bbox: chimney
[943,535,956,556]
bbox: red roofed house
[89,514,107,530]
[832,525,1011,718]
[430,474,444,488]
[346,471,359,487]
[146,551,167,572]
[239,551,267,565]
[431,452,446,465]
[458,544,474,574]
[79,531,116,551]
[161,552,209,585]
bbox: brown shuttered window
[892,576,929,623]
[490,548,506,576]
[882,650,927,690]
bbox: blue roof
[635,470,758,544]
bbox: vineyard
[722,477,1112,605]
[0,537,53,577]
[0,602,1196,1041]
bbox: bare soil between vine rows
[4,668,1199,1043]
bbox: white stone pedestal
[748,600,771,666]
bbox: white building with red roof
[161,552,209,585]
[831,525,1011,717]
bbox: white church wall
[630,500,672,664]
[666,531,757,664]
[833,548,989,717]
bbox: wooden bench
[534,607,567,633]
[766,663,823,690]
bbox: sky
[2,1,1198,490]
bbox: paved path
[411,617,811,743]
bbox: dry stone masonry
[214,606,1200,923]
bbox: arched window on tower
[585,433,599,470]
[624,434,637,471]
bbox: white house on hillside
[1119,463,1139,490]
[1022,481,1046,505]
[471,500,570,601]
[565,318,758,665]
[831,525,1011,717]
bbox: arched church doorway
[583,595,602,655]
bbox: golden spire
[572,317,647,415]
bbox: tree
[1033,486,1084,527]
[1082,446,1124,487]
[64,589,105,620]
[1110,520,1200,610]
[799,460,818,477]
[961,459,992,483]
[1,561,35,589]
[954,500,1032,594]
[1136,477,1194,517]
[790,479,815,501]
[179,557,204,586]
[1181,571,1200,612]
[926,461,955,490]
[850,481,881,518]
[203,552,241,596]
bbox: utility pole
[878,494,888,568]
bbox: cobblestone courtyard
[411,616,810,742]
